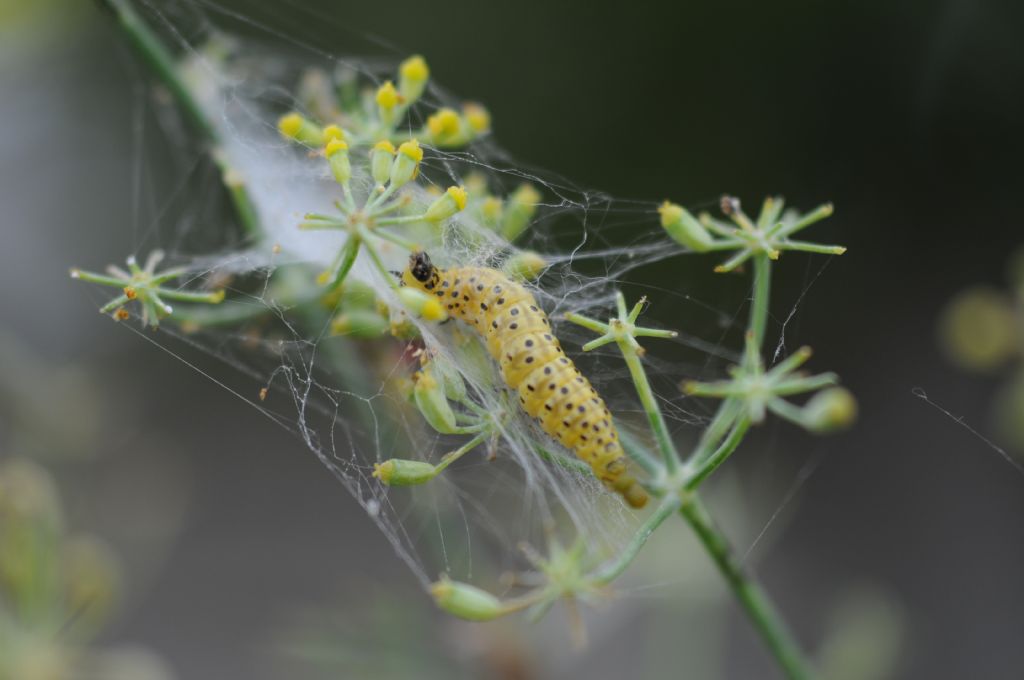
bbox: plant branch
[680,496,815,680]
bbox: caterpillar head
[402,251,440,291]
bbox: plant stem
[680,496,815,680]
[592,493,682,585]
[102,0,261,237]
[750,252,772,349]
[101,0,215,140]
[622,348,679,474]
[684,417,750,490]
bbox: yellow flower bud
[504,250,548,280]
[427,107,461,140]
[277,112,325,147]
[659,201,713,252]
[390,139,424,188]
[413,367,458,433]
[323,124,345,143]
[398,286,447,321]
[399,55,430,104]
[803,387,858,433]
[424,186,468,222]
[501,183,541,241]
[324,138,351,185]
[462,103,491,133]
[481,196,504,226]
[372,458,438,486]
[371,140,396,186]
[430,576,505,621]
[376,80,401,124]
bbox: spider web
[93,0,825,594]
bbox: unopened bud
[390,139,423,188]
[480,196,503,226]
[413,368,458,433]
[504,251,548,280]
[398,55,430,104]
[398,287,447,322]
[462,103,491,133]
[323,124,345,143]
[376,80,401,125]
[501,183,541,241]
[659,201,713,252]
[427,107,461,141]
[330,310,389,338]
[277,112,324,147]
[325,139,351,185]
[803,387,857,433]
[370,140,396,186]
[427,356,468,403]
[424,186,468,222]
[430,576,505,621]
[372,458,438,486]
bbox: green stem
[680,496,815,680]
[617,427,666,478]
[103,0,261,237]
[750,252,772,349]
[622,348,679,474]
[433,432,489,474]
[592,493,682,585]
[684,417,750,490]
[101,0,215,140]
[686,398,741,466]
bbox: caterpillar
[401,251,649,508]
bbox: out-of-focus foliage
[940,248,1024,451]
[0,458,174,680]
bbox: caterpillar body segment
[402,251,649,508]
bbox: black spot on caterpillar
[402,251,648,508]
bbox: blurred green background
[2,0,1023,678]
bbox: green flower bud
[430,576,505,621]
[424,186,468,222]
[398,287,447,322]
[413,368,458,433]
[339,279,379,311]
[324,139,351,185]
[277,112,325,147]
[399,55,430,104]
[501,183,540,241]
[330,310,389,338]
[659,201,713,252]
[372,458,438,486]
[390,140,423,188]
[427,356,468,403]
[370,140,396,186]
[504,250,548,281]
[803,387,858,433]
[376,80,400,126]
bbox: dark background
[3,0,1023,678]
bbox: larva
[402,251,648,508]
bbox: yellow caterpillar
[402,251,648,508]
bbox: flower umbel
[70,250,224,328]
[659,195,845,272]
[683,332,850,430]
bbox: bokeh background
[2,0,1023,678]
